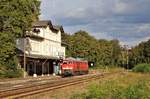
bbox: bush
[85,81,124,99]
[0,65,7,78]
[122,81,150,99]
[0,57,23,78]
[4,69,23,78]
[0,68,23,78]
[132,64,150,73]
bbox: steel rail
[0,74,98,92]
[0,72,120,98]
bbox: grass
[22,68,150,99]
[71,72,150,99]
[132,63,150,73]
[89,66,125,73]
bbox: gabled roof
[32,20,64,33]
[53,25,64,33]
[32,20,53,28]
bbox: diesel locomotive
[59,59,89,76]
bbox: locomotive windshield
[63,61,67,64]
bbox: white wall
[44,27,61,43]
[16,26,65,59]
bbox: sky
[40,0,150,47]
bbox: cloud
[40,0,150,46]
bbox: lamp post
[23,31,30,78]
[23,32,26,78]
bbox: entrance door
[28,62,34,76]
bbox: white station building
[16,20,66,77]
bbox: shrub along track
[0,72,122,99]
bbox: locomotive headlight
[62,67,73,70]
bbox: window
[31,41,40,52]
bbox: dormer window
[33,28,40,34]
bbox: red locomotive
[60,58,89,76]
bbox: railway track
[0,72,121,99]
[0,76,62,92]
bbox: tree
[128,39,150,68]
[143,40,150,63]
[110,40,121,65]
[0,0,40,77]
[62,30,121,67]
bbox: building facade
[16,20,65,77]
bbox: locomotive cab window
[63,62,67,64]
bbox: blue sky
[40,0,150,47]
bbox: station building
[16,20,65,77]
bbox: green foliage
[71,77,150,99]
[62,30,150,68]
[130,39,150,65]
[0,32,16,65]
[0,69,23,78]
[62,30,121,67]
[0,0,40,78]
[0,0,40,37]
[122,81,150,99]
[132,64,150,73]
